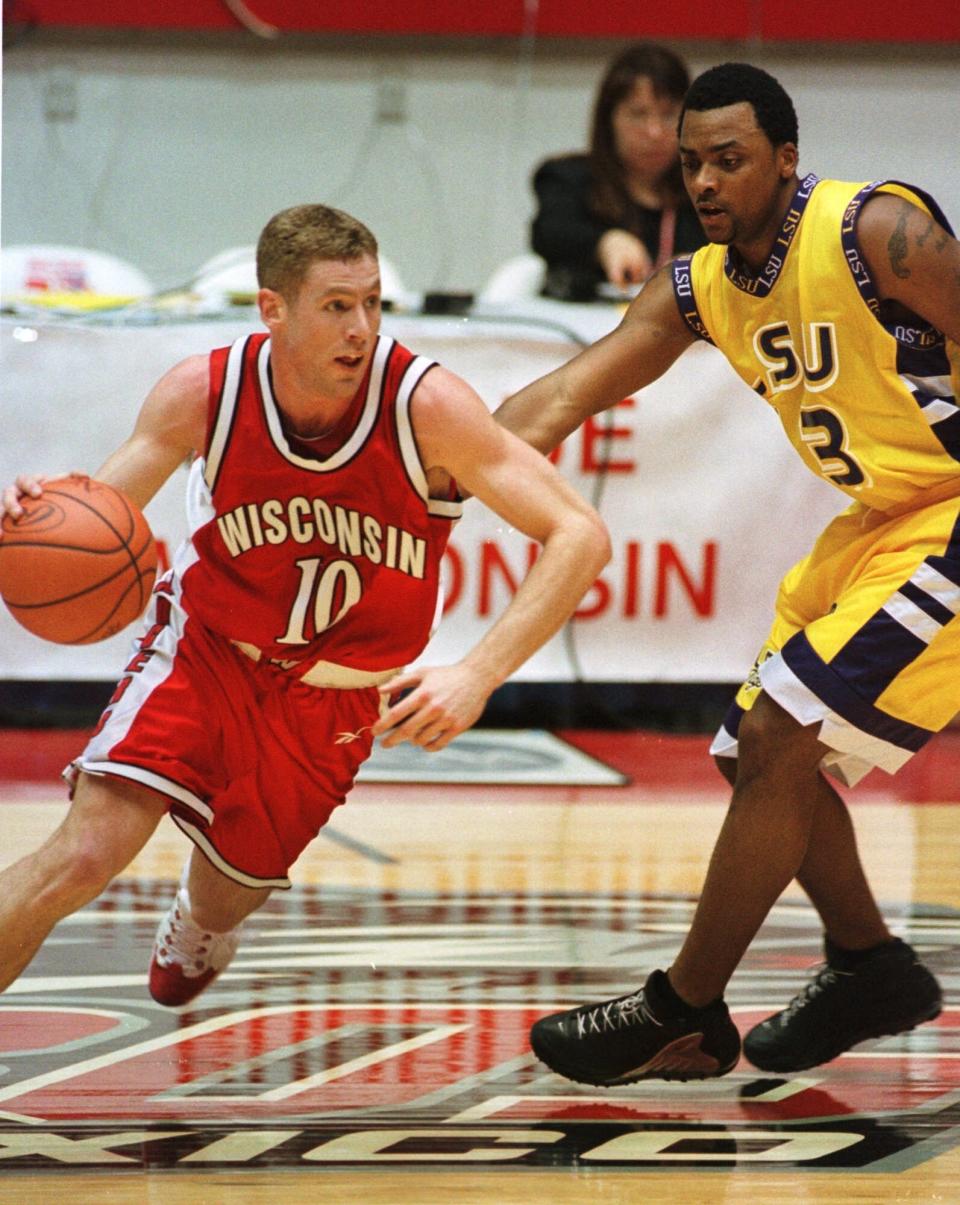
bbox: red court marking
[7,1004,959,1124]
[1,727,959,804]
[0,728,87,782]
[0,1009,120,1053]
[561,728,960,805]
[560,730,720,794]
[3,1005,542,1121]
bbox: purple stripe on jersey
[828,609,932,706]
[912,394,960,462]
[898,579,957,629]
[898,340,952,380]
[720,698,744,739]
[840,178,954,371]
[671,254,714,344]
[722,173,819,297]
[928,505,960,577]
[781,630,931,751]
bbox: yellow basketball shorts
[711,492,960,786]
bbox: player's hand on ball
[0,475,157,644]
[1,474,49,524]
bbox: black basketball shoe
[530,969,742,1086]
[743,937,942,1073]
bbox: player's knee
[736,693,820,779]
[36,828,125,912]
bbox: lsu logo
[753,321,839,396]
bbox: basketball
[0,474,157,645]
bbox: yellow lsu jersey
[672,174,960,512]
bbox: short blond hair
[256,204,378,298]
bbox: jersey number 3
[277,557,363,645]
[799,406,866,487]
[754,321,866,488]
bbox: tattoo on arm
[887,205,911,280]
[917,216,951,254]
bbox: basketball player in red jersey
[0,204,610,1006]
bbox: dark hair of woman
[588,43,690,230]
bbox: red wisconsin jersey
[173,332,461,673]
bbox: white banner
[1,302,843,683]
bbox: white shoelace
[154,893,239,979]
[781,963,852,1023]
[575,989,662,1039]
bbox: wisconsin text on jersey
[216,496,428,580]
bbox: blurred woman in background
[531,43,706,300]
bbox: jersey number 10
[277,557,363,645]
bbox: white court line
[0,1005,534,1105]
[255,1025,468,1102]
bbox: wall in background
[3,32,959,295]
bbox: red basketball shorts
[67,586,383,889]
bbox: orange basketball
[0,474,157,645]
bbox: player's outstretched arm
[372,370,612,751]
[858,193,960,346]
[1,356,209,525]
[494,263,695,456]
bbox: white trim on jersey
[919,398,960,426]
[912,562,960,613]
[258,335,391,472]
[182,457,215,569]
[759,652,913,786]
[882,592,944,645]
[203,336,248,491]
[394,356,464,520]
[172,814,292,890]
[712,650,919,787]
[900,371,958,429]
[72,570,214,824]
[708,723,738,760]
[901,372,955,401]
[78,760,214,824]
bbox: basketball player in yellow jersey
[498,62,960,1086]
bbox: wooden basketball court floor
[1,725,959,1204]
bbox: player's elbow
[594,516,614,573]
[573,509,613,576]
